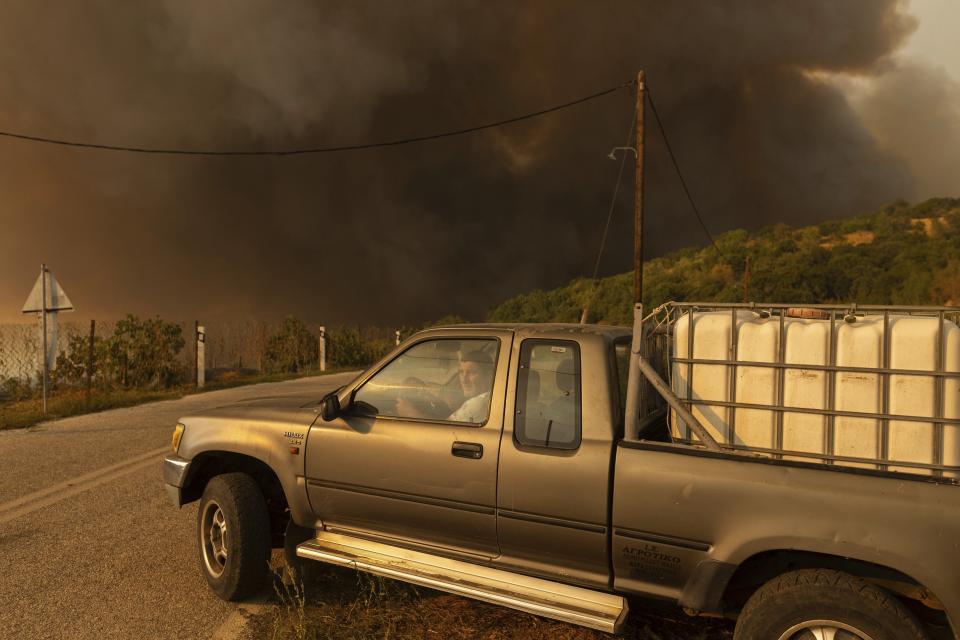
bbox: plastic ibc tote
[670,310,960,476]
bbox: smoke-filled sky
[1,0,958,324]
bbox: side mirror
[321,393,341,422]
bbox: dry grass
[0,387,178,429]
[261,564,734,640]
[818,229,876,249]
[0,367,350,430]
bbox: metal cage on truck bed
[638,301,960,479]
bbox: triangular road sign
[21,267,75,313]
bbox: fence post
[318,326,326,372]
[193,321,199,388]
[86,319,95,405]
[196,324,206,388]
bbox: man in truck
[447,348,495,422]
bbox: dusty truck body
[163,306,960,639]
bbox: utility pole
[623,71,646,441]
[633,71,645,309]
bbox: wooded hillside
[487,198,960,325]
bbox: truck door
[305,331,512,559]
[495,335,617,588]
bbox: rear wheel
[197,473,272,600]
[734,569,928,640]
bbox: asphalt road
[0,372,356,640]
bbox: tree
[931,260,960,305]
[103,315,185,388]
[264,317,319,373]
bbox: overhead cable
[590,110,636,282]
[579,106,635,324]
[646,87,732,265]
[0,80,634,157]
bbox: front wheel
[197,473,272,600]
[734,569,928,640]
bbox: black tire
[197,473,272,601]
[734,569,928,640]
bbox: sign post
[21,264,75,414]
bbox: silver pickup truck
[163,309,960,640]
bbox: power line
[580,104,635,324]
[589,110,635,282]
[0,80,634,157]
[646,86,732,264]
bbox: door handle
[452,441,483,459]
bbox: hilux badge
[283,431,305,446]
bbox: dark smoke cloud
[856,61,960,199]
[0,1,941,324]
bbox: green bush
[327,327,391,369]
[1,377,33,401]
[264,317,319,373]
[103,315,186,388]
[55,333,107,387]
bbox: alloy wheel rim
[201,500,228,577]
[777,620,876,640]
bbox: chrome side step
[297,530,628,633]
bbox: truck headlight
[172,423,185,453]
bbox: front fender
[175,407,319,528]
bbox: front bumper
[162,454,191,508]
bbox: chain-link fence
[0,316,405,405]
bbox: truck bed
[612,439,960,623]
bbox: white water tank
[670,310,960,475]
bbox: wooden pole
[624,71,646,441]
[633,70,646,305]
[743,255,751,303]
[86,319,95,405]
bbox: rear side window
[515,340,581,450]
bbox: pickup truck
[163,318,960,640]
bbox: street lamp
[607,146,637,160]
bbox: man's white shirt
[448,392,490,423]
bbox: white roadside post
[21,264,74,414]
[395,330,401,346]
[318,326,326,372]
[196,325,206,388]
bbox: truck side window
[352,338,499,425]
[515,340,581,450]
